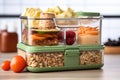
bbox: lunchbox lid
[65,45,104,50]
[76,11,100,16]
[78,45,104,50]
[17,43,104,53]
[17,43,65,53]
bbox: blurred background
[0,0,120,43]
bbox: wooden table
[0,53,120,80]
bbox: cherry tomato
[11,55,26,73]
[1,60,11,71]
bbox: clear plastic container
[21,16,59,46]
[54,18,79,45]
[76,12,102,45]
[20,12,102,46]
[21,17,80,46]
[17,42,104,72]
[54,16,102,45]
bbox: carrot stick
[78,26,99,35]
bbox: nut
[27,52,64,67]
[80,50,102,65]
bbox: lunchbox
[20,12,102,46]
[18,12,104,72]
[17,43,104,72]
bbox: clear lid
[53,18,80,28]
[17,42,104,53]
[76,12,100,17]
[17,42,65,53]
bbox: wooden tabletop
[0,53,120,80]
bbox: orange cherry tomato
[1,60,11,71]
[11,55,26,73]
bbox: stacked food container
[18,10,104,72]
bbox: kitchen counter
[0,53,120,80]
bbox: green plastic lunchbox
[17,42,104,72]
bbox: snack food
[29,32,58,46]
[80,50,102,65]
[39,13,56,30]
[27,52,64,67]
[45,6,77,25]
[21,9,59,46]
[22,8,42,28]
[21,6,77,29]
[45,6,76,18]
[22,28,59,46]
[78,26,100,45]
[104,38,120,54]
[66,30,76,45]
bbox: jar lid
[76,11,100,16]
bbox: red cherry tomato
[11,55,26,73]
[1,60,11,71]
